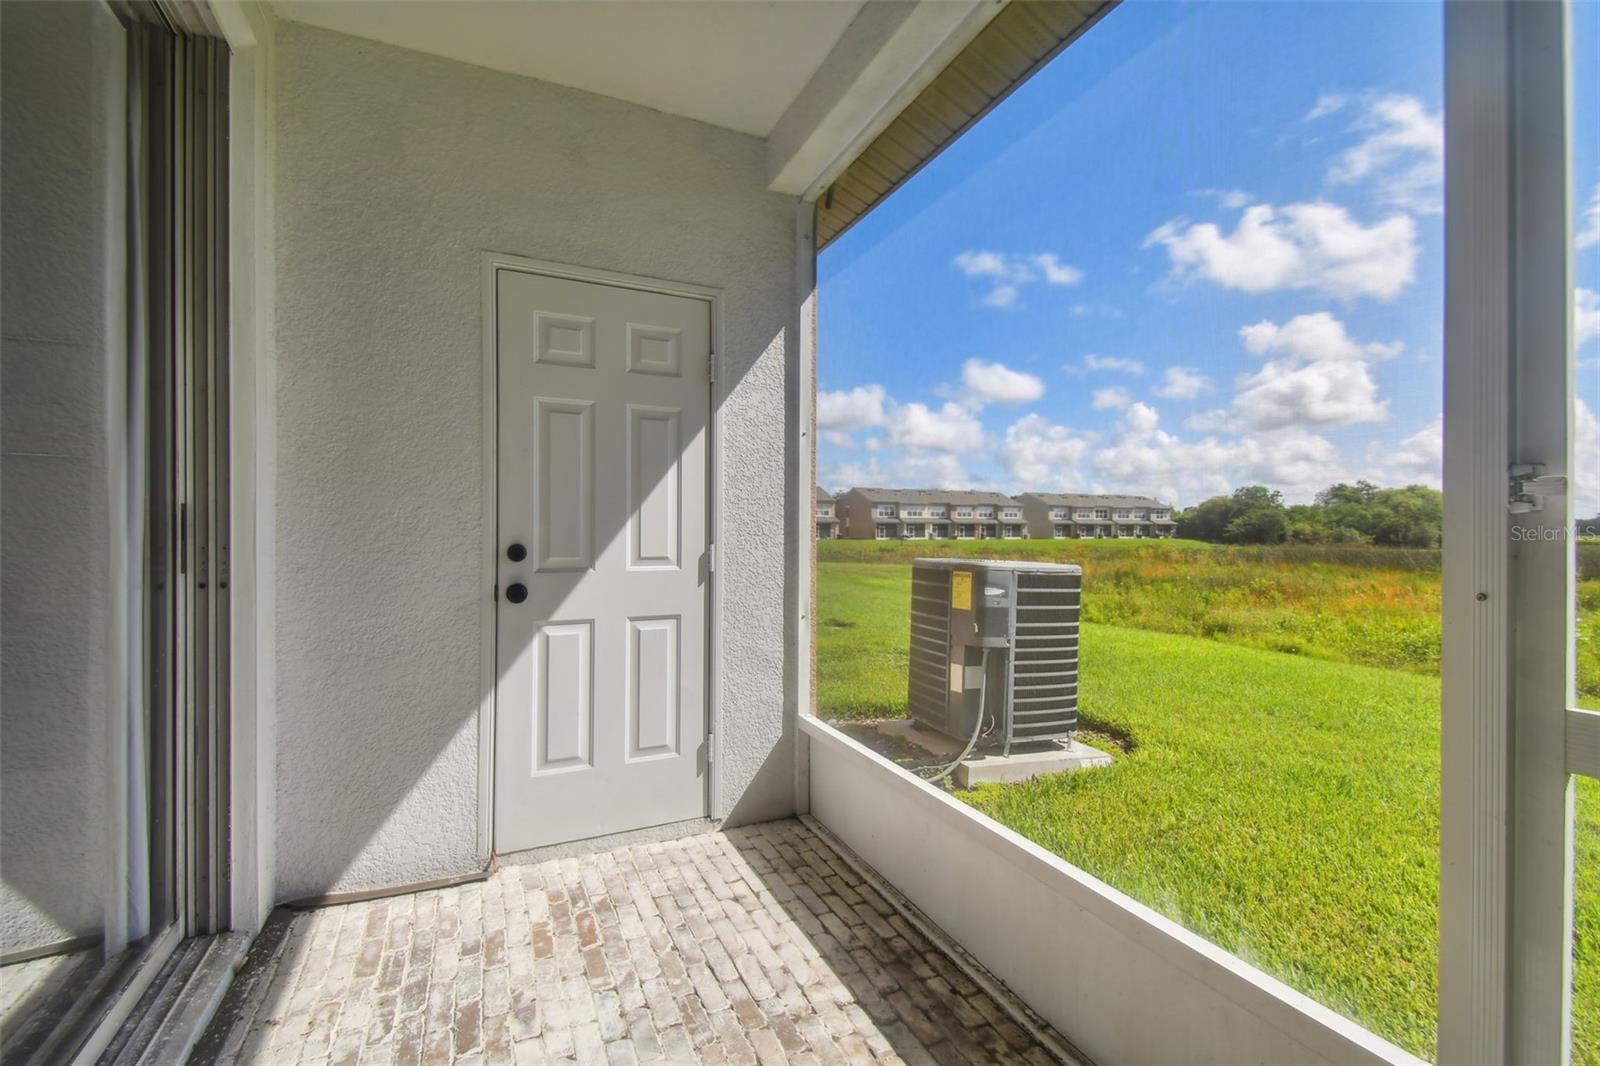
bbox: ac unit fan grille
[907,567,952,732]
[1008,570,1081,743]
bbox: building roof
[842,487,1018,505]
[1020,492,1174,509]
[815,485,833,501]
[816,1,1115,248]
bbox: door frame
[478,252,724,857]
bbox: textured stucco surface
[0,0,121,953]
[273,23,797,900]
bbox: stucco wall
[272,23,798,899]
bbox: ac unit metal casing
[907,559,1081,748]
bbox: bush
[1177,480,1443,548]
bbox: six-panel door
[494,268,710,853]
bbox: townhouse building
[1017,492,1178,539]
[836,488,1027,540]
[816,486,839,539]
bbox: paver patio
[197,818,1077,1065]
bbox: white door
[494,267,711,853]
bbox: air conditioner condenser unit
[907,558,1081,754]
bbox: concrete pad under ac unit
[876,720,1112,787]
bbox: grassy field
[814,540,1600,1061]
[821,538,1600,699]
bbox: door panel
[495,269,710,852]
[627,616,680,760]
[628,405,681,569]
[533,398,593,571]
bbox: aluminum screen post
[1440,2,1576,1062]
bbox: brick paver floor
[200,818,1076,1065]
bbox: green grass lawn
[815,549,1600,1061]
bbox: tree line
[1176,482,1445,547]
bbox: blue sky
[817,1,1600,511]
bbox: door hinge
[707,733,715,764]
[1509,463,1568,514]
[707,543,716,573]
[708,354,716,385]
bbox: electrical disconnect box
[906,558,1081,752]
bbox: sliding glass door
[0,4,230,1058]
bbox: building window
[874,504,895,517]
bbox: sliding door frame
[18,8,234,1062]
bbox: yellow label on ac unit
[950,571,972,611]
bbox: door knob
[505,582,528,604]
[506,542,527,562]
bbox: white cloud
[1578,400,1600,517]
[1193,187,1254,210]
[982,285,1020,309]
[1576,182,1600,251]
[1577,287,1600,350]
[1327,93,1443,214]
[821,453,978,492]
[820,379,991,458]
[1030,253,1084,286]
[952,249,1082,308]
[1240,311,1404,364]
[1121,401,1161,436]
[999,414,1091,487]
[1367,417,1442,488]
[1304,92,1348,121]
[1192,313,1399,433]
[1076,353,1145,375]
[1090,402,1346,505]
[1145,201,1418,301]
[951,250,1009,278]
[961,358,1045,405]
[1228,359,1389,431]
[1152,366,1213,400]
[886,401,986,453]
[1092,386,1132,411]
[817,384,887,431]
[1070,302,1123,319]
